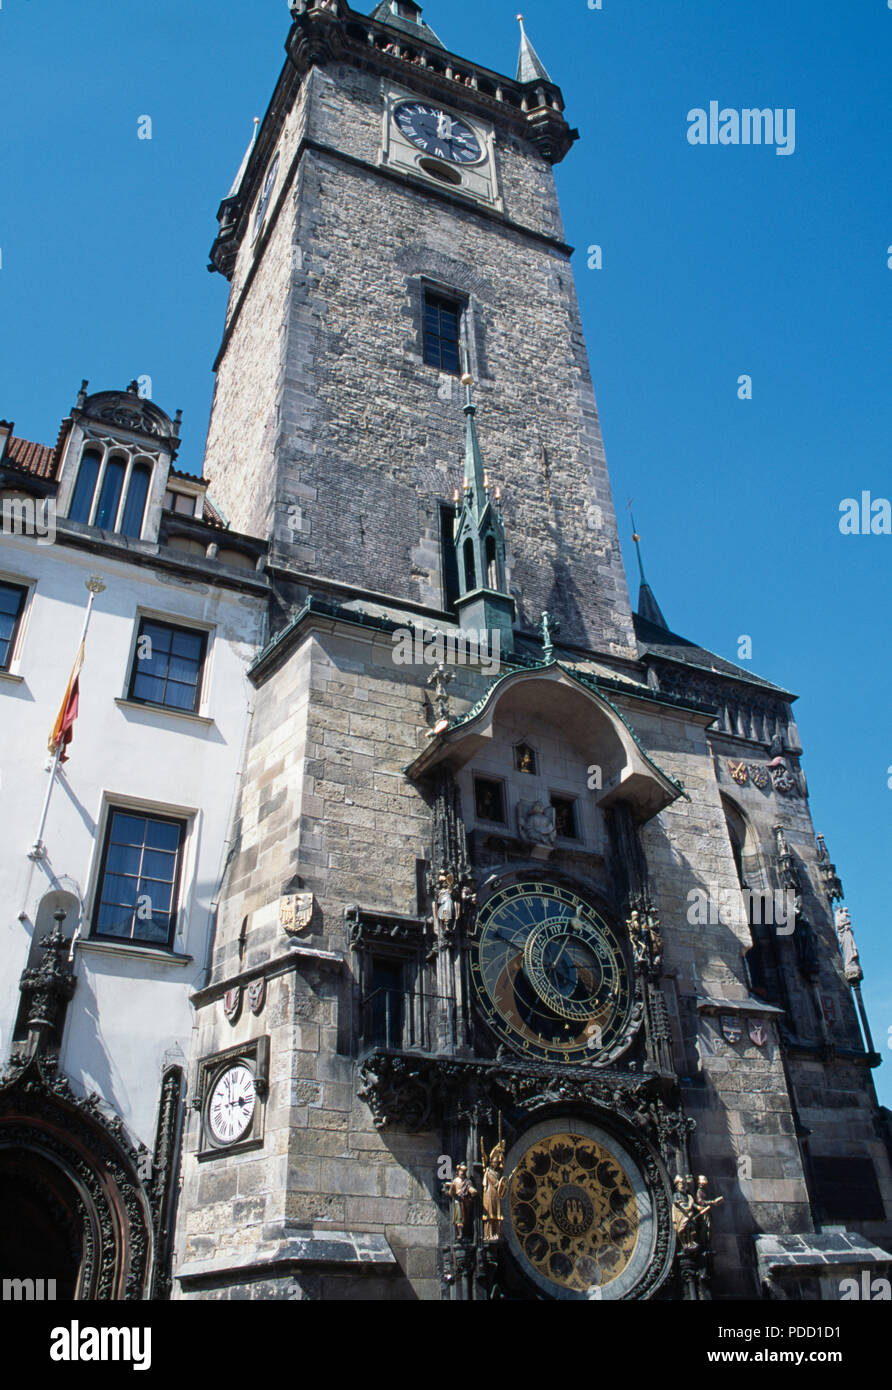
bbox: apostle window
[550,795,579,840]
[423,292,462,374]
[92,810,186,948]
[68,445,152,539]
[0,581,27,671]
[128,617,208,714]
[474,777,506,825]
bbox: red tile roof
[4,435,58,479]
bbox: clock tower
[174,2,892,1302]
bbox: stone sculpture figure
[834,906,863,982]
[518,800,556,847]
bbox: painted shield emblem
[749,764,770,790]
[248,977,266,1016]
[281,892,315,936]
[748,1018,768,1047]
[721,1015,743,1044]
[223,986,242,1024]
[728,760,749,786]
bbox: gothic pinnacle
[516,13,552,85]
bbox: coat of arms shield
[280,892,315,936]
[721,1015,743,1044]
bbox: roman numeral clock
[381,86,502,209]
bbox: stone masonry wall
[203,61,636,656]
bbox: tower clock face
[472,882,632,1063]
[393,102,483,164]
[253,153,279,241]
[207,1064,256,1146]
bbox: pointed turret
[630,517,669,630]
[227,116,261,200]
[516,13,551,84]
[452,370,515,651]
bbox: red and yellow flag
[48,640,85,762]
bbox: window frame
[67,442,155,539]
[550,792,580,842]
[0,578,29,673]
[127,614,209,716]
[90,806,187,951]
[474,775,507,826]
[422,289,463,375]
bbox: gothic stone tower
[174,2,892,1301]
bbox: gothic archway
[0,1056,154,1299]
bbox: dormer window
[163,489,201,518]
[68,444,154,539]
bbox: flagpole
[28,575,106,861]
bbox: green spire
[452,370,515,650]
[462,371,488,523]
[516,14,551,84]
[630,513,669,630]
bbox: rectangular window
[811,1156,885,1223]
[439,504,461,613]
[128,617,207,714]
[551,795,579,840]
[423,292,461,374]
[0,581,27,670]
[92,809,186,948]
[475,777,506,825]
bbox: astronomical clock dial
[471,881,631,1063]
[207,1063,256,1146]
[393,102,483,164]
[504,1120,658,1301]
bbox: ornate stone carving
[834,906,863,983]
[281,892,315,936]
[0,1053,153,1298]
[425,661,454,731]
[517,799,556,847]
[17,910,76,1058]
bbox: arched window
[68,449,102,523]
[120,462,151,538]
[463,539,476,591]
[485,534,498,589]
[94,455,127,530]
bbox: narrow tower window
[440,504,461,612]
[463,538,476,591]
[120,463,151,539]
[423,292,461,373]
[94,456,127,530]
[68,449,102,524]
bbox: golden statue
[446,1163,477,1242]
[481,1135,508,1242]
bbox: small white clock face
[208,1064,256,1145]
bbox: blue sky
[1,0,889,1101]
